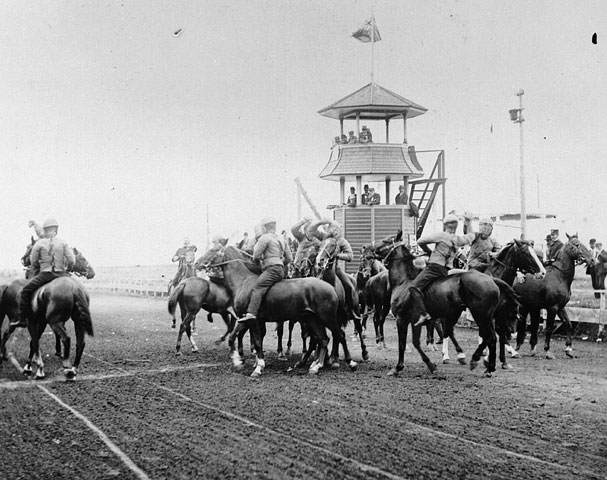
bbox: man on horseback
[238,217,292,323]
[290,217,321,278]
[171,237,198,287]
[207,234,229,284]
[410,212,474,325]
[545,229,564,264]
[308,218,357,313]
[12,218,75,328]
[467,217,502,272]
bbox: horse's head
[565,234,593,265]
[506,239,546,278]
[373,231,415,269]
[195,243,226,271]
[71,248,95,279]
[315,237,338,273]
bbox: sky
[1,1,607,268]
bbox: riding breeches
[247,265,285,316]
[19,271,66,322]
[408,263,449,315]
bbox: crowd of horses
[167,231,592,378]
[0,231,593,381]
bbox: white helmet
[42,218,59,229]
[478,217,494,225]
[442,214,459,225]
[479,217,494,236]
[211,234,227,243]
[260,216,276,226]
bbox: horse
[440,239,545,368]
[167,276,237,356]
[197,245,352,377]
[314,236,369,363]
[514,234,592,359]
[374,231,520,376]
[355,253,385,332]
[7,248,95,380]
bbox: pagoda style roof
[319,144,424,182]
[318,82,427,121]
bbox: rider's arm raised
[336,238,353,261]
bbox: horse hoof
[35,370,46,380]
[387,368,399,376]
[565,347,574,359]
[442,358,450,364]
[510,351,520,358]
[191,349,198,354]
[348,361,358,371]
[427,362,437,374]
[377,343,383,350]
[484,371,493,378]
[362,351,369,361]
[529,347,537,357]
[545,351,555,360]
[457,357,467,366]
[502,362,513,370]
[331,361,340,370]
[175,351,182,357]
[470,360,479,371]
[64,368,76,380]
[308,366,320,375]
[277,353,287,361]
[22,367,32,376]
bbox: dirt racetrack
[1,292,607,480]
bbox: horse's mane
[224,246,262,275]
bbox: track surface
[1,293,606,479]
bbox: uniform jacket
[31,237,75,273]
[254,233,293,270]
[417,231,475,268]
[468,235,502,269]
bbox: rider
[290,217,321,277]
[467,217,502,272]
[12,218,75,328]
[171,237,198,287]
[545,229,564,264]
[207,234,228,284]
[409,212,475,325]
[308,218,357,311]
[28,220,46,240]
[239,217,292,323]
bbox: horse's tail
[73,286,94,337]
[493,277,520,333]
[168,281,185,320]
[0,283,8,323]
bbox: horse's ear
[395,230,403,242]
[73,247,79,254]
[566,233,572,240]
[513,238,521,246]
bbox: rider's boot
[238,312,256,323]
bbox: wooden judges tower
[318,82,446,273]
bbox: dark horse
[2,246,95,380]
[355,252,385,333]
[440,239,545,368]
[167,276,237,356]
[375,231,520,376]
[197,245,352,377]
[515,234,592,359]
[315,236,369,363]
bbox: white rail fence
[85,278,169,298]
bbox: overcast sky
[1,1,606,268]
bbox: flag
[352,18,381,43]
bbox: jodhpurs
[247,265,285,316]
[19,271,66,322]
[408,263,449,315]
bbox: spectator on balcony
[395,185,408,205]
[360,126,373,143]
[361,184,370,205]
[347,130,358,144]
[340,134,348,144]
[346,186,357,207]
[332,136,341,148]
[367,187,381,205]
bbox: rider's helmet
[211,234,228,246]
[183,237,191,246]
[42,218,59,229]
[260,216,276,226]
[478,217,494,237]
[442,214,459,226]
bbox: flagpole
[371,14,375,84]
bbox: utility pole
[509,89,526,239]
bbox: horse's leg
[444,315,466,365]
[528,309,541,355]
[1,324,18,362]
[426,322,436,351]
[276,322,286,361]
[352,311,369,361]
[387,315,409,376]
[378,304,388,349]
[372,304,381,346]
[24,320,45,377]
[473,317,497,376]
[49,320,73,376]
[286,319,295,357]
[249,320,265,377]
[411,320,437,373]
[175,312,190,356]
[516,306,529,350]
[308,320,330,375]
[543,307,558,359]
[228,321,248,370]
[216,312,232,345]
[558,308,574,358]
[54,332,62,358]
